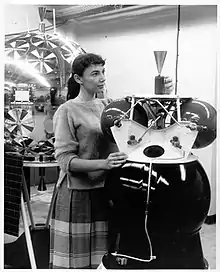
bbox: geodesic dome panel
[5,31,86,89]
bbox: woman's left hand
[164,76,174,94]
[104,152,128,170]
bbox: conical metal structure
[154,51,167,75]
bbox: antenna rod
[175,5,181,95]
[53,8,56,33]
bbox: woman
[49,53,128,269]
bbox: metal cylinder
[155,76,165,94]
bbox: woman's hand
[104,151,128,170]
[164,76,174,94]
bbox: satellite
[99,16,216,270]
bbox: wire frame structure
[5,32,86,90]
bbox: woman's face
[78,64,106,95]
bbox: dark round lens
[143,145,164,158]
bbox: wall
[61,5,217,215]
[73,5,217,102]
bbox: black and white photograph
[3,2,218,270]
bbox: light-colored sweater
[53,97,118,190]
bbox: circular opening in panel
[143,145,165,158]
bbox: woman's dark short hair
[72,53,105,76]
[66,53,105,100]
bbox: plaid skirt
[49,179,109,269]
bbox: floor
[4,183,216,269]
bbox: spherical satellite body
[100,96,216,269]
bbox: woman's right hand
[104,151,128,170]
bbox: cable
[137,115,160,143]
[143,161,155,261]
[151,98,181,126]
[111,162,156,263]
[175,5,181,95]
[114,98,146,126]
[111,251,156,263]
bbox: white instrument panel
[111,119,198,163]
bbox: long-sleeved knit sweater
[53,97,118,189]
